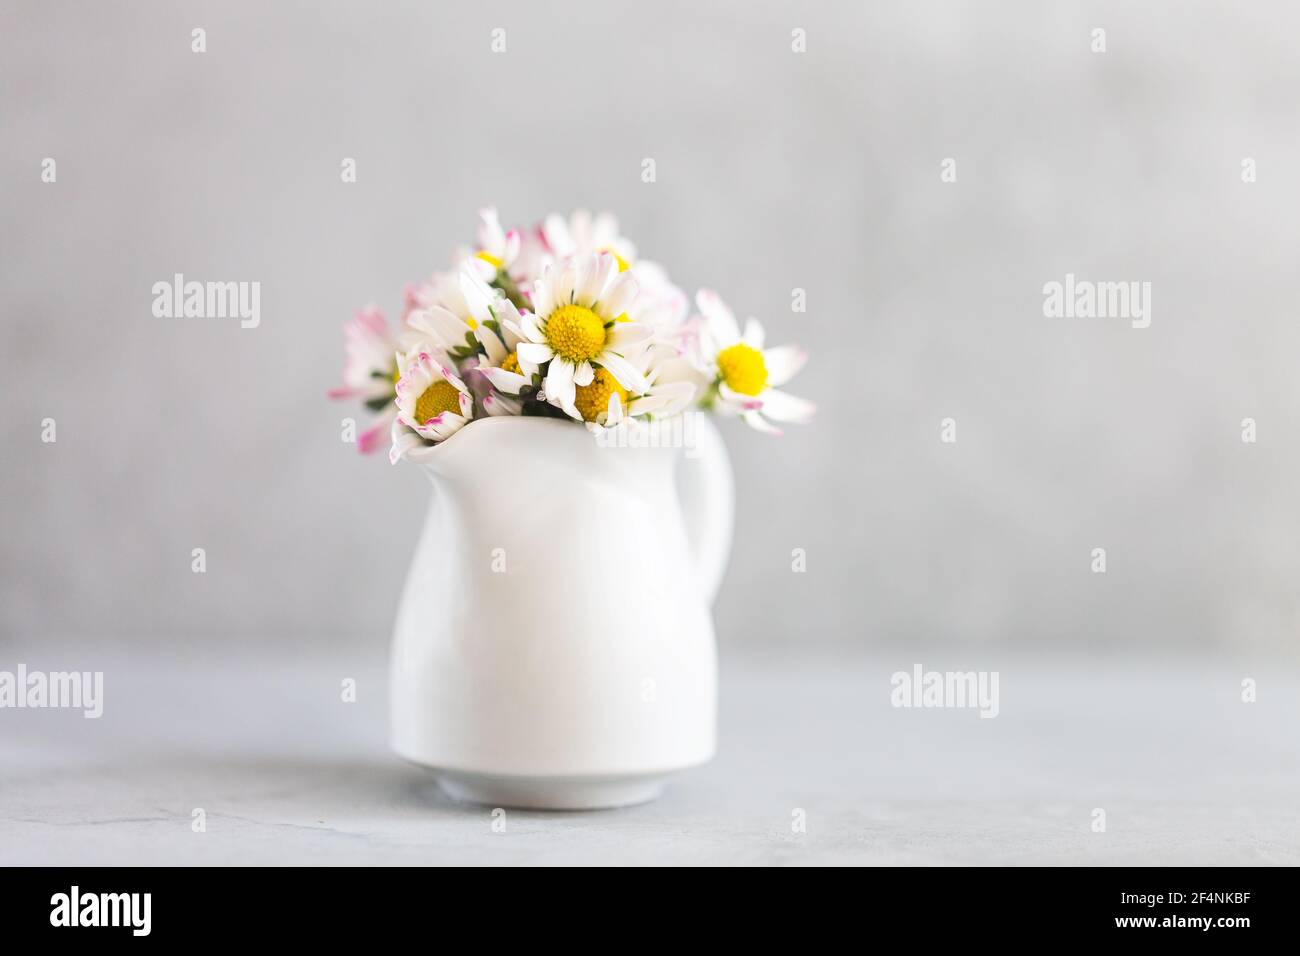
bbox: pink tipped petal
[757,388,815,424]
[354,306,384,334]
[357,420,388,454]
[389,422,424,464]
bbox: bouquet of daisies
[329,209,814,463]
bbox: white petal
[757,388,816,424]
[477,207,504,248]
[481,366,530,394]
[531,280,554,319]
[428,412,469,442]
[503,229,521,264]
[763,344,808,387]
[597,351,649,394]
[742,318,765,349]
[717,382,762,413]
[556,258,579,305]
[543,213,575,257]
[460,269,498,325]
[521,310,545,343]
[501,317,524,350]
[544,357,576,405]
[630,381,695,418]
[599,271,638,318]
[569,209,594,248]
[627,393,669,416]
[464,257,496,282]
[695,289,740,344]
[606,321,653,350]
[517,342,553,368]
[494,296,523,327]
[408,306,471,349]
[578,253,616,306]
[590,211,616,247]
[475,324,507,366]
[389,425,425,465]
[742,410,783,435]
[484,392,522,416]
[574,360,595,387]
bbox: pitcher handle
[677,414,734,606]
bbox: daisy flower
[327,305,397,403]
[693,290,815,434]
[467,207,521,280]
[468,298,537,417]
[544,210,688,336]
[624,261,690,336]
[517,253,653,419]
[402,264,500,362]
[390,348,474,463]
[510,224,551,291]
[445,209,533,311]
[542,209,636,271]
[327,305,401,454]
[563,343,697,430]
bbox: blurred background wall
[3,0,1299,654]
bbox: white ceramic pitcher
[390,414,733,809]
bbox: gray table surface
[2,644,1297,865]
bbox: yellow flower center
[716,343,768,396]
[545,304,607,363]
[573,368,629,422]
[475,250,503,269]
[500,351,521,375]
[414,380,461,422]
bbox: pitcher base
[433,769,668,810]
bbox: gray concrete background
[3,1,1300,653]
[3,646,1297,864]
